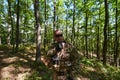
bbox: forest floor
[0,45,120,80]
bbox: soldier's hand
[41,56,50,66]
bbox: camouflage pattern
[46,41,80,80]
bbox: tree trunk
[7,25,11,45]
[84,0,88,58]
[7,0,12,45]
[102,0,108,65]
[85,13,88,58]
[96,1,101,60]
[53,0,56,31]
[72,0,75,44]
[96,21,100,59]
[34,0,41,62]
[7,0,15,51]
[114,0,119,67]
[15,0,20,52]
[65,8,68,40]
[7,11,11,45]
[76,23,79,48]
[44,0,47,49]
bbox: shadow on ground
[0,46,52,80]
[0,46,107,80]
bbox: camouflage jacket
[46,41,80,73]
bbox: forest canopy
[0,0,120,65]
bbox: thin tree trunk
[72,0,75,44]
[7,25,11,45]
[65,9,68,40]
[102,0,108,65]
[85,13,88,58]
[34,0,41,62]
[7,0,15,51]
[53,0,56,31]
[7,0,12,45]
[44,0,47,48]
[15,0,20,52]
[114,0,119,67]
[84,0,88,58]
[76,23,79,48]
[96,1,101,60]
[96,21,100,59]
[56,16,58,29]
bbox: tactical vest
[52,42,72,80]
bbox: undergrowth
[0,45,120,80]
[81,58,120,80]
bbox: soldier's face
[54,34,64,42]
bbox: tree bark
[34,0,41,62]
[7,0,11,45]
[84,0,88,58]
[53,0,56,31]
[85,12,88,58]
[7,0,14,51]
[44,0,47,48]
[102,0,108,65]
[72,0,75,44]
[96,1,101,60]
[7,25,11,45]
[15,0,20,52]
[65,9,68,40]
[114,0,119,67]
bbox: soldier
[41,30,80,80]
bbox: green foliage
[27,70,52,80]
[0,1,120,80]
[26,71,42,80]
[103,65,120,80]
[25,61,52,80]
[0,44,12,50]
[81,58,94,67]
[81,58,120,80]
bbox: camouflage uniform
[46,41,79,80]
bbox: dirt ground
[0,49,97,80]
[0,49,36,80]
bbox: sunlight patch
[0,51,4,53]
[2,57,19,63]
